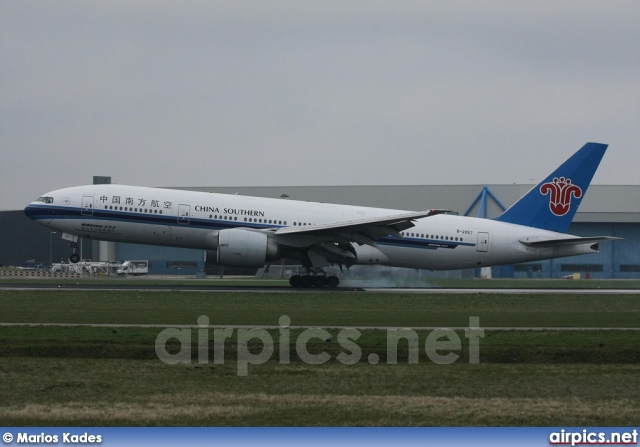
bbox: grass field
[1,290,638,327]
[0,288,638,426]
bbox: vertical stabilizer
[496,142,607,233]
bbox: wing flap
[269,209,448,268]
[273,209,449,239]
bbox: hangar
[3,184,638,279]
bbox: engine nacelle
[353,244,389,264]
[205,228,280,267]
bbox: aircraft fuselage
[24,184,598,271]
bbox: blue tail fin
[496,142,607,233]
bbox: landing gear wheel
[326,276,339,288]
[289,275,302,288]
[289,269,340,289]
[68,240,80,264]
[313,276,327,288]
[300,275,314,288]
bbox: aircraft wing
[273,209,449,246]
[518,236,622,247]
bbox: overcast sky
[1,0,639,211]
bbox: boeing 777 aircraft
[25,143,619,287]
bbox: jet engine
[205,228,280,267]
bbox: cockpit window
[36,197,54,204]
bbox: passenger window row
[401,232,464,242]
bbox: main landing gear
[289,270,340,288]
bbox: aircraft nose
[24,203,39,220]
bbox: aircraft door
[178,204,191,224]
[476,232,489,252]
[81,196,94,216]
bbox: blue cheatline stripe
[25,205,278,232]
[26,205,476,251]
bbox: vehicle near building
[116,260,149,276]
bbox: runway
[1,283,638,294]
[364,288,640,294]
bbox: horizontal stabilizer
[519,236,621,248]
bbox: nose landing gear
[60,232,81,263]
[69,242,80,263]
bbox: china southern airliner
[25,143,619,287]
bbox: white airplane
[25,143,619,287]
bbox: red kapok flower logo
[539,177,583,216]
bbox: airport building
[2,184,639,279]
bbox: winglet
[496,142,607,233]
[427,209,450,217]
